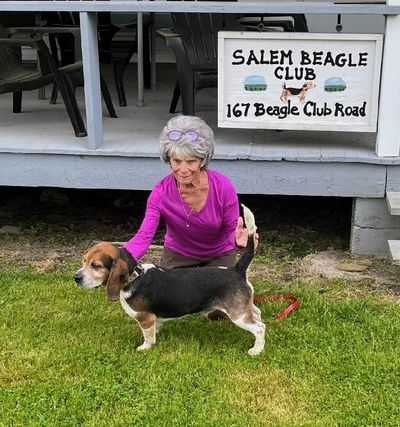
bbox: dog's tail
[235,204,257,277]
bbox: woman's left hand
[235,216,249,248]
[235,216,260,249]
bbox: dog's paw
[248,347,263,356]
[136,343,153,351]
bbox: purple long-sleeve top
[124,169,239,260]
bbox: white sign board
[218,32,383,132]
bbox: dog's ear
[106,259,129,301]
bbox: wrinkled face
[170,154,202,186]
[74,242,119,289]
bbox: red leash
[253,294,299,321]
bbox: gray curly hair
[159,115,215,168]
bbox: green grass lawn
[1,263,399,427]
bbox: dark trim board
[0,153,387,197]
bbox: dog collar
[127,265,144,283]
[134,265,144,276]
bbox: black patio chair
[0,33,88,136]
[0,26,118,139]
[158,12,240,116]
[43,11,154,107]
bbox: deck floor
[0,63,394,165]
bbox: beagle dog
[74,205,265,356]
[280,81,316,103]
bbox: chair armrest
[7,26,81,37]
[0,36,43,48]
[156,28,179,39]
[7,26,83,61]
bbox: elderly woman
[123,115,249,269]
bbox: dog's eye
[91,262,102,270]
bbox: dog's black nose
[74,273,83,285]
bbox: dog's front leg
[135,313,157,351]
[137,324,156,351]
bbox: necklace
[178,183,200,228]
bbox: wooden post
[137,12,144,107]
[80,12,103,149]
[376,0,400,157]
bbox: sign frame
[218,32,383,132]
